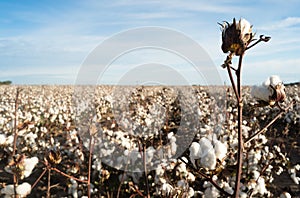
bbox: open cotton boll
[161,182,173,196]
[269,75,283,87]
[16,182,32,197]
[213,140,227,160]
[204,186,220,198]
[2,182,32,197]
[0,133,7,145]
[253,177,269,196]
[189,142,202,167]
[200,148,217,170]
[280,192,292,198]
[23,157,39,178]
[199,137,213,157]
[1,184,14,195]
[251,85,271,102]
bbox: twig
[31,168,47,190]
[51,167,88,183]
[226,63,239,101]
[244,101,295,145]
[246,35,271,50]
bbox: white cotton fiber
[189,142,202,167]
[200,148,216,170]
[23,157,39,178]
[214,140,227,161]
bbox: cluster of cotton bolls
[0,84,299,197]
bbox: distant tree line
[0,80,12,85]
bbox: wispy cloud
[259,17,300,30]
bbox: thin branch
[246,35,271,50]
[51,167,88,183]
[31,168,47,190]
[245,101,295,145]
[226,64,239,101]
[87,134,94,198]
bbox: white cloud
[259,17,300,30]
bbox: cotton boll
[16,182,32,197]
[269,75,282,87]
[251,85,271,102]
[213,140,227,160]
[1,184,14,195]
[201,148,216,170]
[223,182,234,195]
[189,142,202,167]
[240,192,248,198]
[289,169,300,184]
[238,18,252,36]
[23,157,39,178]
[253,177,269,196]
[187,172,195,182]
[146,146,156,164]
[177,179,186,188]
[199,137,213,158]
[161,183,173,196]
[2,182,32,197]
[280,192,292,198]
[0,134,7,145]
[204,186,220,198]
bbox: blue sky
[0,0,299,85]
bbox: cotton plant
[215,16,295,198]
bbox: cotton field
[0,84,299,197]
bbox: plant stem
[47,169,51,198]
[87,134,94,198]
[12,88,21,156]
[143,143,150,198]
[12,88,21,198]
[234,54,244,198]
